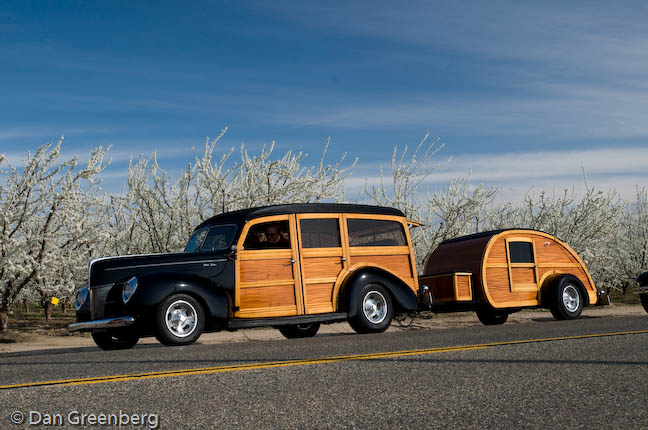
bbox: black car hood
[89,251,230,287]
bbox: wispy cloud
[352,146,648,201]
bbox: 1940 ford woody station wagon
[69,204,423,349]
[69,203,609,350]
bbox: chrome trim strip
[68,316,136,332]
[104,259,228,271]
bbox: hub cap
[165,300,198,338]
[562,285,580,312]
[362,291,387,324]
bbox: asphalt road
[1,315,647,429]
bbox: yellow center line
[1,329,646,390]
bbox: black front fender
[126,272,230,320]
[340,268,418,317]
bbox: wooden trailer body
[421,229,598,310]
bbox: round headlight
[75,285,89,311]
[122,277,138,303]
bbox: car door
[296,214,347,314]
[235,215,304,318]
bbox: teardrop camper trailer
[420,229,609,325]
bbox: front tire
[476,306,509,325]
[348,283,394,334]
[92,329,139,350]
[549,276,584,320]
[640,294,648,313]
[278,323,321,339]
[155,294,205,346]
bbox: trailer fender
[540,274,589,308]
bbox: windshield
[184,225,238,253]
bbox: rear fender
[339,268,418,317]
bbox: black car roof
[195,203,405,230]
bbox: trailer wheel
[155,294,205,346]
[91,329,139,350]
[278,323,321,339]
[475,306,509,325]
[549,276,584,320]
[640,294,648,314]
[348,283,394,334]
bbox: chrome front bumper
[68,316,135,332]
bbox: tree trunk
[61,299,67,314]
[0,311,8,332]
[43,301,52,321]
[23,299,29,314]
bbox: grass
[608,289,641,305]
[5,308,77,336]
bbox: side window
[509,241,534,263]
[200,225,237,252]
[300,218,341,248]
[347,219,407,247]
[243,221,290,250]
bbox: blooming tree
[0,139,109,331]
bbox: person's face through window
[265,226,282,244]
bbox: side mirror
[228,245,237,260]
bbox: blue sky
[1,0,647,201]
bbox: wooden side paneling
[455,274,472,300]
[240,259,293,283]
[487,265,537,305]
[533,237,576,264]
[305,283,335,305]
[485,267,509,291]
[487,238,508,264]
[350,255,412,280]
[239,285,296,309]
[301,257,343,279]
[510,267,535,284]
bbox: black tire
[278,322,321,339]
[155,294,205,346]
[348,283,394,334]
[475,306,509,325]
[91,329,139,350]
[640,294,648,314]
[548,275,584,320]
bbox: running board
[227,312,348,329]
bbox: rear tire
[155,294,205,346]
[475,306,509,325]
[278,323,320,339]
[549,276,584,320]
[92,329,139,350]
[348,283,394,334]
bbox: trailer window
[509,241,534,263]
[300,218,341,248]
[347,219,407,247]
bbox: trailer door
[505,237,539,293]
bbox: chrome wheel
[562,285,580,313]
[165,300,198,338]
[362,291,388,325]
